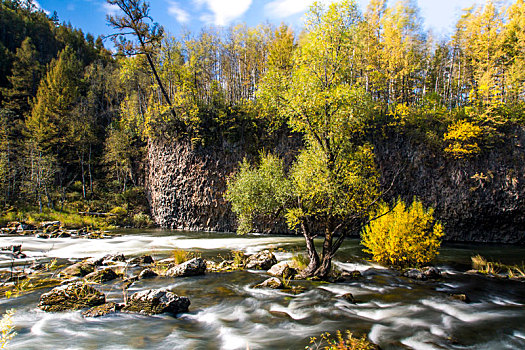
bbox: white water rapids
[0,230,523,349]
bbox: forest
[0,0,524,231]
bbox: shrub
[110,206,127,217]
[361,198,443,268]
[172,249,195,265]
[291,253,308,270]
[132,212,153,228]
[0,309,16,349]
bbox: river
[1,230,524,349]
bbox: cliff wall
[147,128,525,244]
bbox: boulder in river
[102,254,126,265]
[341,293,356,303]
[39,281,105,312]
[166,257,206,277]
[267,261,297,279]
[255,277,283,289]
[138,268,158,279]
[403,266,441,280]
[128,255,154,265]
[60,261,96,277]
[245,250,277,270]
[122,289,190,315]
[85,268,118,283]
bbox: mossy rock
[39,282,105,312]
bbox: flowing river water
[1,230,524,349]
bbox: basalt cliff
[147,128,525,244]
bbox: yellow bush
[361,198,443,267]
[444,120,483,158]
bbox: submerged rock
[122,289,190,315]
[450,293,470,303]
[255,277,283,289]
[85,268,118,283]
[341,270,362,279]
[341,293,356,304]
[82,302,120,317]
[39,282,105,312]
[245,250,277,270]
[166,258,206,277]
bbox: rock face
[166,258,206,277]
[147,128,525,243]
[122,289,190,315]
[139,268,158,279]
[39,282,105,312]
[245,250,277,270]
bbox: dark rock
[16,222,36,232]
[122,289,190,315]
[166,257,206,277]
[36,233,49,239]
[450,293,470,303]
[128,255,154,265]
[39,282,105,312]
[59,261,96,277]
[341,293,356,303]
[1,244,22,253]
[423,266,441,279]
[102,254,126,264]
[255,277,283,289]
[245,250,277,270]
[403,267,441,281]
[85,268,118,283]
[138,268,158,279]
[82,302,119,317]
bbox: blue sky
[35,0,491,43]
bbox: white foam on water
[268,303,312,320]
[219,327,250,350]
[318,284,365,296]
[368,324,388,345]
[334,261,385,273]
[492,297,523,306]
[421,298,510,323]
[355,304,423,321]
[0,235,302,266]
[514,331,525,340]
[401,333,442,350]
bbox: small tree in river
[227,0,382,279]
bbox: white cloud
[194,0,252,26]
[265,0,343,19]
[103,2,120,16]
[33,0,50,15]
[168,1,190,23]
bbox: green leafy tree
[228,1,382,278]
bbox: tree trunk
[301,222,319,277]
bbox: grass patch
[471,255,525,278]
[307,330,377,350]
[0,207,114,230]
